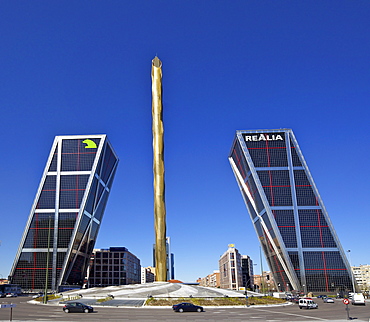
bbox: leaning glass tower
[9,135,118,292]
[229,129,353,293]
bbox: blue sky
[0,1,369,282]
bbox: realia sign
[243,133,284,142]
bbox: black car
[172,302,203,313]
[317,295,327,299]
[63,302,93,313]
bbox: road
[0,296,369,321]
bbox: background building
[229,129,353,293]
[166,237,175,281]
[153,236,175,281]
[141,266,155,284]
[208,270,220,288]
[88,247,140,287]
[9,135,118,292]
[253,271,277,293]
[219,244,243,290]
[241,255,254,290]
[352,265,370,291]
[198,270,220,288]
[0,279,9,285]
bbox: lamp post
[252,263,257,291]
[43,216,52,304]
[347,250,355,293]
[259,247,265,295]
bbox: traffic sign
[343,298,350,305]
[0,304,16,308]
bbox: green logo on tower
[83,139,97,149]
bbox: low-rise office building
[88,247,140,287]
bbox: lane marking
[250,308,327,321]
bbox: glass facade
[9,135,118,291]
[229,129,353,293]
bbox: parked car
[323,297,334,303]
[63,302,93,313]
[290,297,300,304]
[298,298,318,309]
[172,302,204,313]
[6,293,18,297]
[285,293,293,299]
[351,293,366,305]
[32,293,43,299]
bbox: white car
[6,293,17,297]
[32,293,43,299]
[351,293,366,305]
[299,298,318,309]
[323,297,334,303]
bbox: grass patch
[34,294,62,302]
[145,296,286,306]
[97,296,114,303]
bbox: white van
[351,293,365,305]
[299,298,318,309]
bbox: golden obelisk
[151,56,167,281]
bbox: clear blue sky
[1,1,369,282]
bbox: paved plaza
[50,282,259,307]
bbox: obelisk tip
[152,56,162,68]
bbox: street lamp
[252,263,257,291]
[43,216,52,304]
[259,247,265,295]
[347,250,355,293]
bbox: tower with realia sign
[9,135,118,291]
[229,129,353,293]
